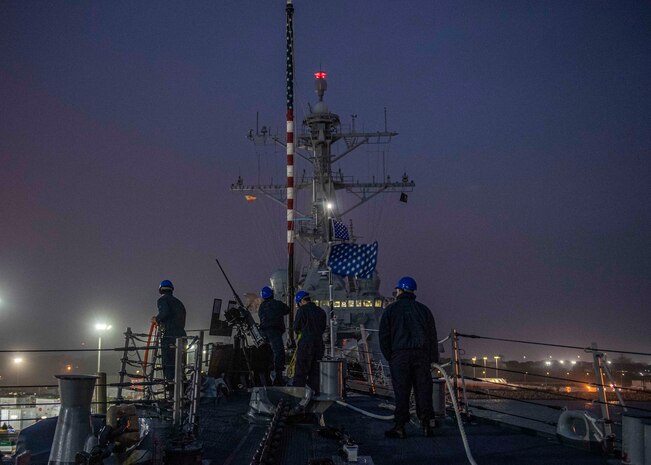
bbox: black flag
[399,192,408,203]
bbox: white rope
[335,400,395,421]
[432,363,478,465]
[337,364,479,465]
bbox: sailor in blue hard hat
[379,276,439,438]
[292,290,327,393]
[152,279,187,392]
[258,286,290,386]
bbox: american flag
[331,219,350,241]
[327,241,378,279]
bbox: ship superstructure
[232,70,414,388]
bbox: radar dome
[312,101,329,114]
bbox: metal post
[285,0,296,346]
[117,327,132,401]
[591,343,613,441]
[96,372,107,415]
[359,324,375,394]
[148,327,160,401]
[328,268,336,358]
[452,330,463,412]
[173,337,185,426]
[97,336,102,373]
[189,332,204,434]
[600,355,628,412]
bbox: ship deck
[198,391,615,465]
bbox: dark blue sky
[1,1,650,366]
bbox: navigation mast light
[314,71,327,79]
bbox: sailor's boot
[384,424,406,439]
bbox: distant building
[631,379,651,390]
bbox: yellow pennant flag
[244,195,257,202]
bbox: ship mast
[233,6,415,277]
[285,0,296,341]
[296,72,414,253]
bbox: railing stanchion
[452,329,464,413]
[96,372,107,414]
[599,355,628,413]
[117,327,132,402]
[591,342,613,452]
[359,324,376,395]
[189,332,204,434]
[173,337,185,426]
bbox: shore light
[95,323,113,372]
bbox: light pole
[13,357,23,386]
[95,323,112,373]
[482,356,487,377]
[494,355,500,378]
[471,357,477,378]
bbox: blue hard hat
[295,290,310,306]
[396,276,417,291]
[159,279,174,291]
[260,286,273,299]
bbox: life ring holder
[556,409,604,451]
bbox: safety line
[456,333,651,357]
[462,363,651,394]
[467,404,558,426]
[463,389,564,410]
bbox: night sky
[1,1,650,377]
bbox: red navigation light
[314,71,327,79]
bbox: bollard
[644,421,651,465]
[432,378,446,424]
[621,413,651,465]
[48,375,97,465]
[318,359,343,400]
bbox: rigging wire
[457,333,651,357]
[462,389,565,411]
[461,376,651,414]
[467,404,558,427]
[460,362,648,392]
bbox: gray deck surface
[198,391,613,465]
